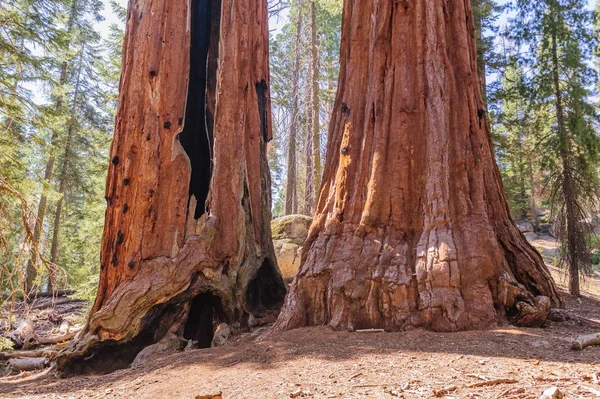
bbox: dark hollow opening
[180,0,222,220]
[256,80,269,143]
[183,292,225,348]
[58,302,182,376]
[246,259,287,316]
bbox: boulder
[131,333,187,367]
[524,232,538,242]
[271,214,313,243]
[211,323,232,347]
[271,215,313,282]
[516,220,534,233]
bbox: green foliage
[0,336,14,351]
[0,0,124,299]
[506,0,600,286]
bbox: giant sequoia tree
[276,0,562,332]
[57,0,286,373]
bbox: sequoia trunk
[276,0,561,332]
[57,0,286,374]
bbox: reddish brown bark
[57,0,285,374]
[276,0,561,332]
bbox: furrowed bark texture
[276,0,561,333]
[57,0,286,374]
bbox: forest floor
[1,236,600,399]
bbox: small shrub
[0,336,14,351]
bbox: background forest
[1,0,600,301]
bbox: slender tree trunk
[24,1,78,294]
[529,157,538,229]
[47,46,85,292]
[310,0,321,209]
[285,0,304,215]
[551,29,579,297]
[276,0,561,333]
[304,87,315,215]
[57,0,286,375]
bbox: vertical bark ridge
[276,0,561,333]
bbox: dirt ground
[0,291,599,398]
[1,235,600,399]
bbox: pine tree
[0,0,69,295]
[510,0,600,296]
[494,54,552,223]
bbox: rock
[548,308,570,322]
[516,220,534,233]
[271,215,313,282]
[271,214,313,242]
[185,340,198,351]
[131,334,187,367]
[211,323,232,347]
[540,387,563,399]
[273,241,303,282]
[524,232,538,242]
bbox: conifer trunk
[551,29,579,297]
[48,46,86,291]
[310,0,321,208]
[24,0,78,294]
[276,0,561,332]
[57,0,286,374]
[284,0,304,215]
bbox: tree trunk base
[276,222,559,333]
[56,237,286,376]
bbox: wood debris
[464,378,519,388]
[571,332,600,351]
[433,385,458,397]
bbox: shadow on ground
[1,289,599,398]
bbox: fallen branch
[571,333,600,351]
[15,329,81,351]
[7,357,48,372]
[0,349,58,361]
[36,329,81,346]
[465,379,519,388]
[356,329,385,334]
